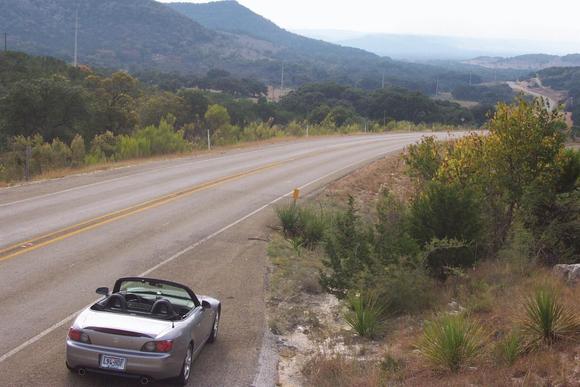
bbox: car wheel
[175,344,193,386]
[208,308,220,343]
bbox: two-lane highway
[0,133,461,386]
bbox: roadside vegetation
[1,51,476,184]
[268,98,580,385]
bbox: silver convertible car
[66,277,221,385]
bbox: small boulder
[553,264,580,285]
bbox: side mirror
[96,287,109,296]
[201,300,211,310]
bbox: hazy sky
[159,0,579,45]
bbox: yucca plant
[496,331,523,366]
[417,314,487,372]
[344,292,386,339]
[521,288,580,348]
[276,204,301,238]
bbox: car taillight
[141,340,173,353]
[68,328,91,344]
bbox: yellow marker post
[292,188,301,203]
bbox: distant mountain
[0,0,476,93]
[464,54,580,70]
[167,1,481,93]
[297,30,579,62]
[167,1,387,77]
[0,0,275,72]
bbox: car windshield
[119,279,195,309]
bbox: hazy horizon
[158,0,580,52]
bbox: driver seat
[105,293,127,310]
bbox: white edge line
[0,142,406,364]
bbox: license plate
[100,355,127,371]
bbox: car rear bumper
[66,340,182,380]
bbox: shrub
[409,181,481,246]
[404,136,447,182]
[521,287,580,348]
[276,204,301,238]
[375,190,420,265]
[90,131,117,160]
[299,206,328,249]
[496,331,523,366]
[344,292,386,339]
[373,261,435,316]
[417,314,487,372]
[321,197,374,298]
[132,117,190,156]
[49,138,72,169]
[423,238,476,280]
[70,134,85,167]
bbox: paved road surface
[0,133,461,386]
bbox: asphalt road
[0,133,461,386]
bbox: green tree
[0,77,91,142]
[204,104,231,132]
[320,196,374,298]
[409,181,481,246]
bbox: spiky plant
[344,293,386,339]
[521,288,580,348]
[496,331,523,366]
[417,314,487,372]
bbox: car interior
[92,292,193,320]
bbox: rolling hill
[464,54,580,70]
[1,0,475,92]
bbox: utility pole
[24,145,31,181]
[306,124,309,137]
[73,8,79,67]
[280,63,285,91]
[207,130,211,151]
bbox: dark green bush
[276,204,301,238]
[373,260,435,315]
[423,238,476,280]
[409,181,481,246]
[375,190,420,265]
[321,197,374,298]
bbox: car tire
[208,307,220,343]
[175,343,193,386]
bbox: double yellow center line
[0,160,285,262]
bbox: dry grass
[303,355,384,387]
[322,151,415,208]
[268,151,580,386]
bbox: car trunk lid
[78,310,173,350]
